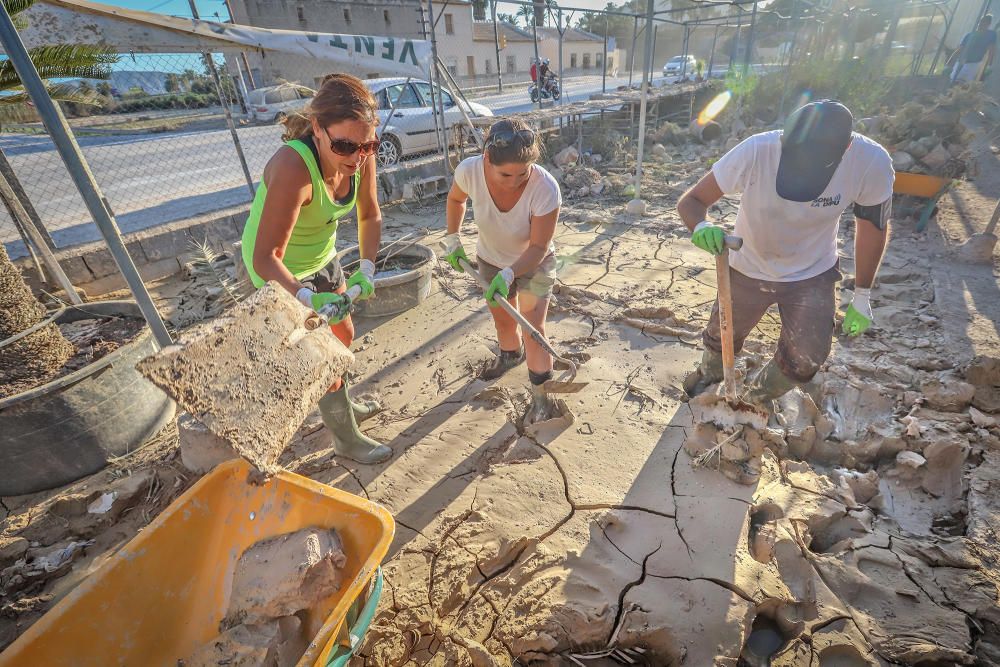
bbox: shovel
[690,234,768,436]
[458,257,586,394]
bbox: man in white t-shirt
[677,100,894,408]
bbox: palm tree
[0,0,117,397]
[516,4,534,27]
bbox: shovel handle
[716,235,742,404]
[304,285,363,331]
[457,257,577,382]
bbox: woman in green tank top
[241,73,391,465]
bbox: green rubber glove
[298,288,351,325]
[346,259,376,301]
[485,268,513,307]
[842,288,873,337]
[691,220,725,255]
[442,233,468,272]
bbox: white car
[663,55,698,77]
[366,78,493,167]
[247,83,314,123]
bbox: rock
[891,151,916,172]
[589,181,605,196]
[970,406,998,428]
[178,413,239,474]
[973,385,1000,413]
[921,438,968,498]
[921,143,952,171]
[0,537,29,567]
[182,621,281,667]
[965,355,1000,386]
[921,377,976,412]
[553,146,579,167]
[956,233,997,264]
[626,198,647,216]
[224,528,347,627]
[590,153,603,164]
[575,186,590,198]
[896,451,926,468]
[651,143,668,158]
[830,468,880,504]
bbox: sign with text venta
[212,24,433,78]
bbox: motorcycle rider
[539,58,554,95]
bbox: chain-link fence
[1,0,982,267]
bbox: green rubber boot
[318,385,392,464]
[742,360,799,408]
[683,348,724,398]
[344,378,382,424]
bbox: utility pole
[602,13,609,93]
[492,1,503,92]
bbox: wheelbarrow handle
[325,567,384,667]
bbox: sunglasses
[324,128,379,157]
[486,128,536,149]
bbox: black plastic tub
[0,301,175,496]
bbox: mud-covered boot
[741,360,799,412]
[525,380,562,425]
[683,348,724,397]
[343,377,382,424]
[318,385,392,464]
[480,345,525,380]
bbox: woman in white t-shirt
[442,118,562,422]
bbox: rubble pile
[868,85,986,179]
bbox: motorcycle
[529,75,561,102]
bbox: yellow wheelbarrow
[0,458,394,667]
[894,171,952,232]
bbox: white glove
[852,287,873,319]
[443,233,462,254]
[296,286,316,309]
[359,258,376,281]
[499,267,515,287]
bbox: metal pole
[778,16,801,120]
[632,0,655,203]
[741,0,758,79]
[492,1,504,93]
[188,0,254,198]
[557,7,564,105]
[628,14,638,88]
[707,24,719,78]
[602,13,609,92]
[0,5,170,341]
[914,9,938,75]
[0,148,54,250]
[930,0,961,74]
[531,16,543,110]
[425,0,450,173]
[0,170,80,303]
[222,0,256,88]
[680,24,690,78]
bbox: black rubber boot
[742,360,799,408]
[480,346,525,380]
[318,385,392,464]
[683,348,724,397]
[343,378,382,424]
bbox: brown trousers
[702,265,841,383]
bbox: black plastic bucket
[0,301,175,496]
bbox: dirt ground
[3,115,1000,665]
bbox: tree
[576,1,638,45]
[164,73,180,93]
[96,81,112,97]
[0,0,118,396]
[516,4,534,27]
[497,12,516,24]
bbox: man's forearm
[678,193,710,232]
[854,219,890,289]
[446,199,466,235]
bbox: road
[0,72,726,257]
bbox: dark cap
[776,100,854,202]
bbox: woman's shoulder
[530,164,561,193]
[457,155,484,172]
[264,144,311,187]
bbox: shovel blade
[543,379,588,394]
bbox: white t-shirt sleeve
[712,134,758,194]
[453,157,476,195]
[529,167,562,217]
[854,146,895,206]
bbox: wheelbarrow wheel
[325,568,384,667]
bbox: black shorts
[302,255,346,293]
